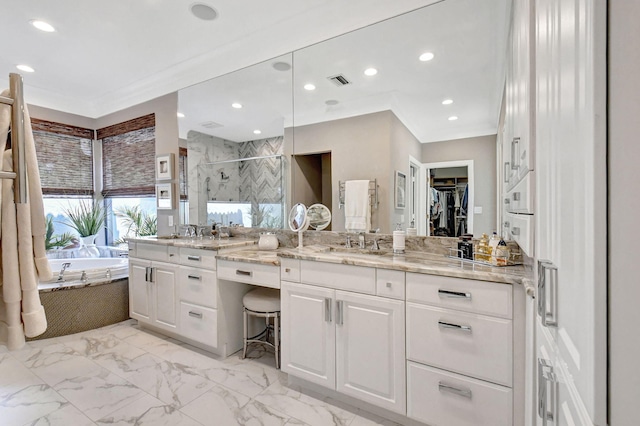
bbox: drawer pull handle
[188,274,201,281]
[236,270,252,277]
[512,191,521,201]
[336,300,344,325]
[187,255,201,261]
[325,298,332,323]
[438,289,471,299]
[438,382,472,399]
[169,253,175,257]
[188,311,203,319]
[438,321,472,333]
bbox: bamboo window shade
[100,114,156,197]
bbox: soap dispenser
[393,223,405,255]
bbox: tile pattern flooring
[0,320,401,426]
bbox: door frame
[423,159,474,235]
[409,155,426,235]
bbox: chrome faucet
[358,232,366,249]
[371,239,380,251]
[57,262,71,281]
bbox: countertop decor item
[258,232,279,250]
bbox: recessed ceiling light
[30,20,55,32]
[448,116,459,121]
[364,68,378,76]
[231,103,242,109]
[442,99,453,105]
[177,112,185,118]
[190,3,218,20]
[419,52,435,62]
[16,64,35,73]
[304,83,316,91]
[272,62,291,71]
[325,100,339,106]
[253,130,262,135]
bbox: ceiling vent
[327,74,351,86]
[199,121,223,129]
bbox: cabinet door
[535,0,607,424]
[281,282,336,388]
[335,291,406,414]
[152,261,178,330]
[129,258,151,322]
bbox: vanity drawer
[179,302,218,347]
[217,260,280,289]
[300,260,375,294]
[407,303,513,386]
[505,212,533,257]
[507,171,534,214]
[407,361,512,426]
[280,258,300,282]
[178,266,217,309]
[406,273,512,319]
[179,248,217,270]
[136,243,168,262]
[376,269,405,300]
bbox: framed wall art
[156,153,174,181]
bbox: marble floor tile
[95,394,202,426]
[180,384,251,426]
[122,328,169,349]
[12,342,103,388]
[53,367,147,421]
[122,354,214,408]
[0,353,41,388]
[201,357,284,399]
[0,383,68,426]
[28,402,96,426]
[236,399,294,426]
[254,381,356,426]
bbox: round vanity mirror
[288,203,309,232]
[307,204,331,231]
[289,203,309,249]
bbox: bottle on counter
[494,238,510,266]
[393,223,405,254]
[457,235,474,260]
[475,233,492,262]
[489,231,501,264]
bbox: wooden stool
[242,287,281,368]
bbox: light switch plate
[474,206,483,214]
[168,216,174,226]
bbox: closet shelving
[430,176,468,237]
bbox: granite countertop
[216,244,534,287]
[127,236,256,251]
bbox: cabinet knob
[386,282,392,288]
[285,268,291,273]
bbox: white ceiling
[178,0,511,144]
[0,0,441,119]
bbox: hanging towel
[344,180,371,232]
[0,89,50,350]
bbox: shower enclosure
[190,155,286,229]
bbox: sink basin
[328,247,388,256]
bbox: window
[98,114,157,244]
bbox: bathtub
[30,257,130,340]
[43,257,129,290]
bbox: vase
[78,234,100,258]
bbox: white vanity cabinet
[128,243,179,332]
[281,262,406,414]
[177,247,219,349]
[405,272,515,426]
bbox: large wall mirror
[178,0,510,235]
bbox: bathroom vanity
[127,236,532,426]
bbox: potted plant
[62,200,106,245]
[113,205,157,244]
[44,216,75,251]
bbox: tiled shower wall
[187,131,284,226]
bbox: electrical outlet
[168,216,174,226]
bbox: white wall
[94,93,179,236]
[609,1,640,424]
[421,134,497,235]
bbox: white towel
[344,180,371,232]
[0,89,49,350]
